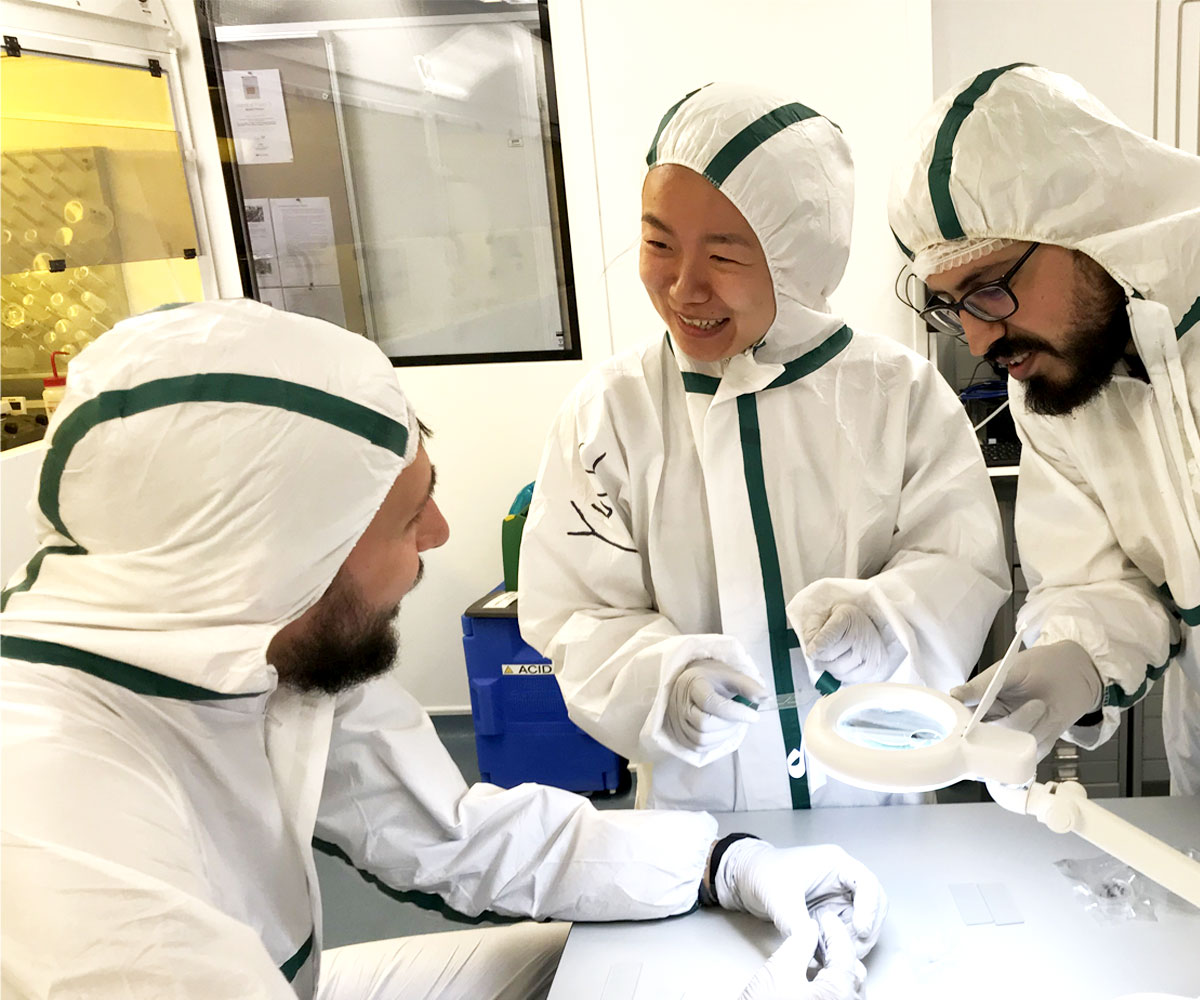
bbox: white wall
[931,0,1159,136]
[1157,0,1200,153]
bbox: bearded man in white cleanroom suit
[889,64,1200,795]
[519,82,1010,813]
[0,300,887,999]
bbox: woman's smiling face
[639,164,776,362]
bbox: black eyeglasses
[909,243,1039,337]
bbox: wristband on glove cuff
[698,832,759,907]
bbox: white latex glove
[738,911,864,1000]
[950,640,1103,760]
[799,603,900,685]
[665,660,764,756]
[715,839,887,959]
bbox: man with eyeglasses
[888,63,1200,795]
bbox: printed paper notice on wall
[223,68,294,164]
[269,197,339,287]
[244,198,281,288]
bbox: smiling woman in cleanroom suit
[518,81,1010,813]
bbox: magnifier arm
[983,779,1032,817]
[989,779,1200,909]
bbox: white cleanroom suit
[0,301,719,999]
[889,64,1200,793]
[519,82,1010,811]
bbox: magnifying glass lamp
[803,632,1200,909]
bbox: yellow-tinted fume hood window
[1,50,203,411]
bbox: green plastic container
[502,482,535,592]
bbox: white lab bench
[548,797,1200,1000]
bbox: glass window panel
[334,21,568,359]
[209,1,578,364]
[216,37,370,337]
[1,51,203,400]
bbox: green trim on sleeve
[0,636,265,701]
[279,931,315,983]
[1176,294,1200,340]
[1158,581,1200,626]
[38,373,409,545]
[646,87,703,166]
[814,672,841,696]
[1102,641,1181,709]
[927,63,1032,240]
[312,838,521,926]
[681,372,721,395]
[786,628,840,694]
[737,394,810,810]
[704,103,824,188]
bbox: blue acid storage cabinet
[461,589,628,794]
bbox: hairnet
[912,237,1017,281]
[888,64,1200,324]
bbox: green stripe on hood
[39,373,409,545]
[681,372,721,395]
[677,328,852,398]
[646,87,704,166]
[928,63,1032,239]
[1,545,85,611]
[0,636,266,700]
[765,326,852,389]
[704,103,825,188]
[1,373,408,613]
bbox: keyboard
[980,440,1022,467]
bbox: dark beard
[1003,254,1131,417]
[275,570,400,695]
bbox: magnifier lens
[834,704,951,751]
